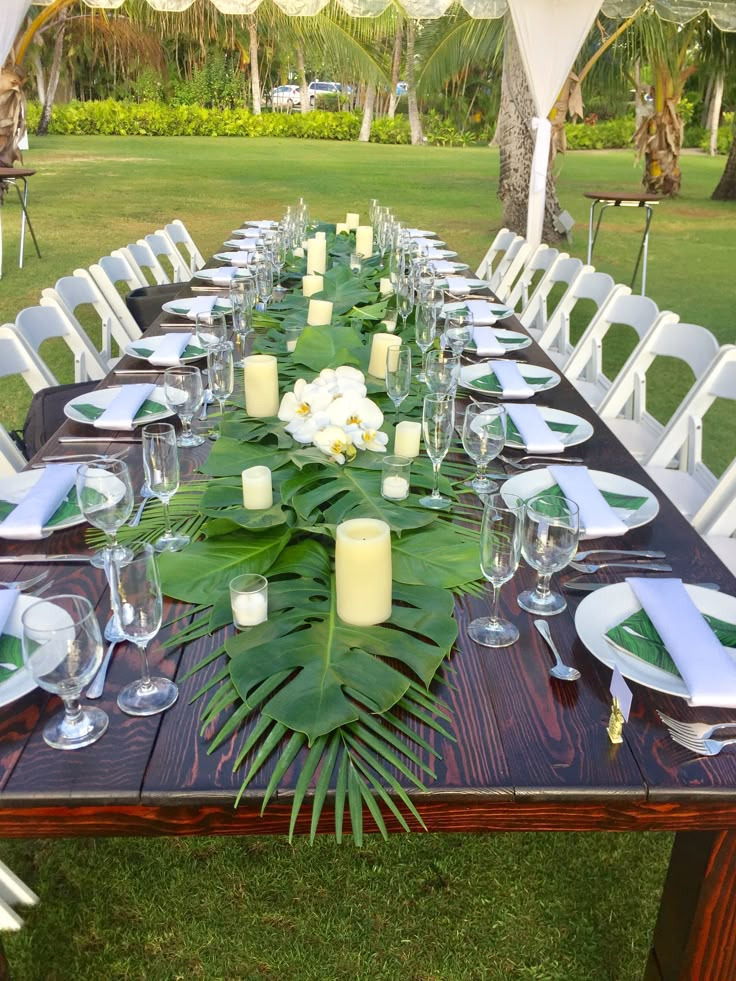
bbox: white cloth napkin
[173,296,216,322]
[0,464,78,540]
[472,327,505,356]
[430,260,458,275]
[503,403,564,453]
[407,228,434,238]
[236,227,263,237]
[445,277,487,294]
[224,239,258,251]
[94,384,155,431]
[627,578,736,707]
[219,252,251,268]
[489,360,533,398]
[427,249,451,260]
[0,589,18,636]
[149,333,193,367]
[548,465,627,537]
[202,267,238,286]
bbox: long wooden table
[1,253,736,981]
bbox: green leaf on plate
[470,372,552,393]
[0,634,23,685]
[73,399,165,422]
[529,483,649,514]
[606,609,736,677]
[505,417,577,445]
[0,486,105,527]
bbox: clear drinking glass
[229,279,254,368]
[21,594,108,750]
[462,403,506,495]
[424,350,461,396]
[419,393,455,510]
[369,198,380,226]
[207,342,234,441]
[163,365,205,448]
[396,274,414,331]
[468,494,524,648]
[518,493,580,616]
[110,545,178,717]
[141,422,189,552]
[385,346,412,425]
[443,310,473,356]
[414,301,436,382]
[255,255,274,310]
[76,459,134,570]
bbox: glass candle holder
[381,455,411,501]
[229,574,268,629]
[349,252,362,274]
[284,325,303,353]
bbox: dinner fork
[568,559,672,574]
[669,732,736,757]
[657,712,736,742]
[497,454,584,471]
[0,570,50,592]
[499,453,584,466]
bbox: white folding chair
[89,255,145,340]
[162,219,204,275]
[643,345,736,522]
[519,257,588,337]
[0,424,27,475]
[504,245,563,313]
[692,457,736,575]
[0,323,58,471]
[597,322,720,461]
[141,232,190,283]
[492,237,533,301]
[15,305,108,383]
[536,274,624,368]
[562,293,675,409]
[475,228,516,280]
[115,242,170,286]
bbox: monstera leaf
[318,265,378,315]
[291,322,369,373]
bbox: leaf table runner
[606,609,736,677]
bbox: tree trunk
[295,42,309,115]
[708,73,724,157]
[405,20,423,145]
[358,81,376,142]
[387,21,403,119]
[712,129,736,200]
[32,48,46,105]
[700,74,713,128]
[248,15,261,115]
[36,8,68,137]
[496,27,562,241]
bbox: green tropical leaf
[72,399,165,421]
[290,322,369,373]
[0,634,22,685]
[392,523,482,588]
[197,436,289,477]
[606,608,736,676]
[530,484,649,515]
[505,418,577,446]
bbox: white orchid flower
[278,381,332,425]
[313,425,356,465]
[328,394,384,433]
[335,366,365,385]
[354,426,389,453]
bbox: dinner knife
[564,580,720,593]
[59,436,142,444]
[0,554,92,564]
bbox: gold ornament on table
[607,697,625,745]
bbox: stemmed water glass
[443,310,473,356]
[419,393,455,510]
[255,254,274,310]
[468,494,524,648]
[76,459,134,570]
[110,544,178,717]
[207,342,235,441]
[425,350,460,396]
[195,310,228,414]
[414,300,436,382]
[518,493,580,616]
[163,365,205,448]
[396,274,414,331]
[385,346,412,425]
[141,422,189,552]
[462,403,506,496]
[21,594,108,750]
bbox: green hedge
[565,117,636,150]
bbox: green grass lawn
[0,136,734,979]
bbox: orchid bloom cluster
[278,366,389,464]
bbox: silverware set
[658,712,736,756]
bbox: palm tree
[712,120,736,199]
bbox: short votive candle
[230,574,268,629]
[381,455,411,502]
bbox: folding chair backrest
[142,232,190,283]
[43,272,137,364]
[475,228,515,280]
[90,256,145,341]
[491,238,532,299]
[16,305,107,383]
[536,271,621,358]
[117,242,170,286]
[0,323,58,391]
[0,424,25,475]
[692,456,736,538]
[504,245,562,312]
[519,257,588,333]
[162,219,204,274]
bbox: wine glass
[369,198,379,226]
[76,459,134,570]
[207,342,235,441]
[462,403,506,496]
[163,365,205,448]
[230,279,254,369]
[21,594,108,750]
[424,350,461,396]
[385,346,412,425]
[110,545,178,717]
[141,423,189,552]
[468,494,524,648]
[255,255,274,310]
[396,275,414,331]
[518,493,580,616]
[414,300,436,382]
[443,310,473,356]
[272,234,288,290]
[419,393,455,510]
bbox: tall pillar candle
[307,299,333,326]
[243,354,279,418]
[355,225,374,259]
[379,277,394,296]
[394,421,421,458]
[315,231,327,241]
[306,238,327,275]
[335,222,349,235]
[242,466,273,509]
[367,333,401,379]
[335,518,392,626]
[302,274,324,297]
[346,212,360,230]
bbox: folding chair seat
[691,457,736,575]
[161,219,204,275]
[15,305,108,383]
[597,321,720,460]
[504,245,563,313]
[519,257,588,337]
[141,232,190,283]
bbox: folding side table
[0,167,42,278]
[584,191,659,296]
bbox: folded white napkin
[0,589,18,635]
[407,228,434,238]
[149,333,193,367]
[202,267,238,286]
[427,249,451,260]
[0,463,78,540]
[94,384,155,431]
[489,360,533,398]
[627,578,736,707]
[430,261,458,275]
[472,327,505,356]
[445,277,487,294]
[173,296,216,322]
[236,227,263,236]
[411,237,440,248]
[223,239,258,251]
[548,465,627,537]
[503,403,564,453]
[219,252,251,268]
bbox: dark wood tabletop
[0,250,735,979]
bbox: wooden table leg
[645,830,736,980]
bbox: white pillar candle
[346,212,360,230]
[242,465,273,509]
[367,333,401,378]
[306,238,327,275]
[301,239,309,250]
[302,274,324,298]
[243,354,279,418]
[355,225,374,259]
[315,231,327,241]
[232,591,268,627]
[335,222,349,235]
[307,299,333,326]
[382,475,409,500]
[394,421,422,458]
[379,277,394,296]
[335,518,392,626]
[293,246,305,258]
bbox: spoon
[87,615,125,699]
[533,619,581,682]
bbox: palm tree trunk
[497,27,562,241]
[32,49,46,105]
[248,15,261,115]
[405,20,423,146]
[295,41,309,115]
[708,73,724,157]
[37,8,68,136]
[637,65,683,196]
[359,81,376,142]
[387,21,403,119]
[712,128,736,200]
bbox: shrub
[565,117,636,149]
[697,123,734,155]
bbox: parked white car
[270,84,301,109]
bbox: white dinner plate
[0,469,85,537]
[427,249,458,259]
[244,220,278,229]
[442,301,514,322]
[0,594,66,707]
[459,361,561,397]
[413,237,446,248]
[465,328,532,355]
[64,386,173,428]
[574,583,736,698]
[442,278,492,293]
[407,229,436,238]
[194,268,239,284]
[125,335,206,365]
[430,261,470,274]
[161,297,233,319]
[503,407,594,450]
[501,467,659,537]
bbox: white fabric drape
[2,0,33,68]
[507,0,602,248]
